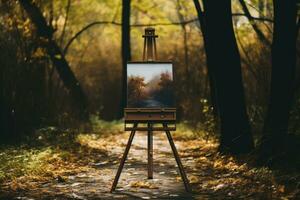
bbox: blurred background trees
[0,0,299,156]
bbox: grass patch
[0,119,125,185]
[173,121,215,141]
[89,115,123,135]
[0,147,60,183]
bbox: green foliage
[199,98,216,135]
[172,122,207,140]
[0,147,53,183]
[89,114,123,135]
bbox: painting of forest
[127,63,174,108]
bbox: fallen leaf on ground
[189,175,200,184]
[130,181,159,189]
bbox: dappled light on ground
[0,124,299,199]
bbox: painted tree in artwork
[153,72,174,107]
[127,76,147,107]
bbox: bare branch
[238,0,271,47]
[235,29,259,81]
[131,18,198,26]
[63,21,120,55]
[19,0,88,118]
[63,19,198,54]
[232,13,273,23]
[242,0,273,33]
[63,12,273,55]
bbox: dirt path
[1,130,296,199]
[59,132,195,199]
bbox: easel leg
[148,123,153,179]
[163,124,191,192]
[110,123,137,192]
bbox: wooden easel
[110,109,190,192]
[110,28,190,193]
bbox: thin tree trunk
[19,0,88,119]
[183,27,189,81]
[193,0,218,119]
[203,0,254,154]
[120,0,131,118]
[60,0,71,47]
[259,0,297,160]
[176,0,189,83]
[258,0,265,17]
[238,0,271,47]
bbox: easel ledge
[124,108,176,131]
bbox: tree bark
[203,0,254,154]
[193,0,218,119]
[259,0,297,159]
[297,17,300,38]
[19,0,88,119]
[120,0,131,118]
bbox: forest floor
[0,121,300,200]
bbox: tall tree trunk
[19,0,88,119]
[182,26,189,83]
[193,0,218,119]
[203,0,254,154]
[259,0,297,159]
[176,0,190,85]
[120,0,131,118]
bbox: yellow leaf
[278,185,285,193]
[32,48,45,58]
[188,175,200,184]
[130,181,158,189]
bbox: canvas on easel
[127,62,174,108]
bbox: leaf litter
[0,126,299,199]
